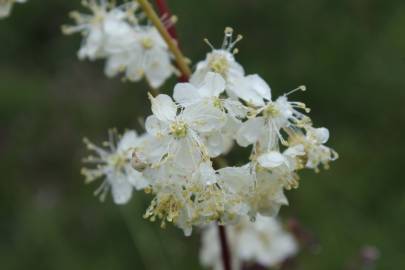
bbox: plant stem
[137,0,191,79]
[218,225,232,270]
[154,0,178,40]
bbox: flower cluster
[0,0,26,18]
[62,0,174,88]
[200,215,298,270]
[82,28,338,236]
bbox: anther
[203,38,215,50]
[286,85,307,96]
[224,27,234,36]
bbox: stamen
[285,85,307,96]
[222,27,234,49]
[203,38,215,50]
[229,34,243,49]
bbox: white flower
[145,93,226,169]
[174,72,226,107]
[174,72,245,157]
[105,27,174,88]
[257,145,305,190]
[63,1,174,88]
[236,79,310,151]
[200,215,298,270]
[81,130,149,204]
[201,116,241,157]
[77,26,339,235]
[62,0,138,60]
[191,27,245,98]
[0,0,26,18]
[175,71,248,118]
[249,169,289,217]
[231,74,272,107]
[290,126,339,172]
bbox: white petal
[247,74,271,101]
[172,138,202,172]
[231,76,262,106]
[314,127,330,144]
[236,117,265,147]
[227,58,245,81]
[79,27,104,60]
[258,152,287,168]
[182,101,226,133]
[193,162,217,185]
[218,165,253,193]
[190,66,208,86]
[223,99,249,119]
[145,115,169,137]
[103,18,136,54]
[104,53,129,77]
[199,72,225,98]
[173,82,201,106]
[283,144,305,157]
[150,94,177,122]
[125,52,144,82]
[137,135,171,164]
[204,132,225,157]
[260,189,288,217]
[117,130,138,153]
[144,49,173,88]
[110,177,133,204]
[126,166,149,190]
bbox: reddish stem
[154,0,188,82]
[218,225,232,270]
[155,0,178,40]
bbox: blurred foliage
[0,0,404,269]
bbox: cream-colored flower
[200,215,298,270]
[81,130,148,204]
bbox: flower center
[141,37,154,49]
[109,154,127,171]
[212,97,222,109]
[263,103,279,118]
[209,56,229,77]
[170,121,187,139]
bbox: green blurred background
[1,0,404,269]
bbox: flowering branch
[137,0,191,78]
[64,1,339,269]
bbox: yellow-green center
[170,121,187,139]
[141,37,154,49]
[109,154,127,170]
[209,56,229,77]
[263,103,279,118]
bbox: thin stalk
[218,225,232,270]
[137,0,191,78]
[154,0,188,82]
[155,0,178,40]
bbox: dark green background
[1,0,404,269]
